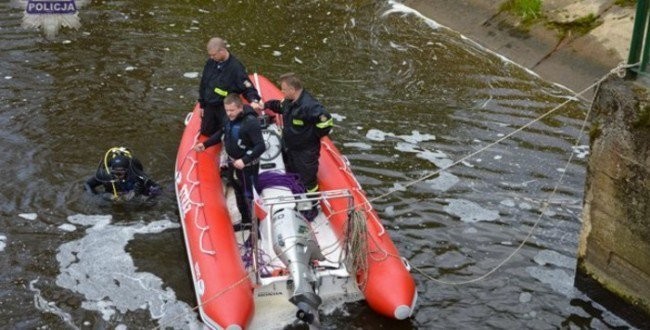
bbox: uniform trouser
[200,103,226,136]
[228,165,259,224]
[286,146,320,193]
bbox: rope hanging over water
[343,209,370,289]
[156,62,641,328]
[393,62,642,286]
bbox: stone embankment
[402,0,636,98]
[577,76,650,327]
[400,1,649,326]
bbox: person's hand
[123,190,136,201]
[193,143,206,152]
[148,185,162,196]
[251,100,264,112]
[233,159,245,170]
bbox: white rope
[156,62,640,328]
[370,62,638,204]
[408,62,639,285]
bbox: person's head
[224,93,244,120]
[109,155,130,179]
[278,73,303,101]
[206,37,229,62]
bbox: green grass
[547,13,602,39]
[615,0,636,7]
[500,0,542,23]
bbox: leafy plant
[500,0,542,23]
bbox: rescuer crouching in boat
[193,93,266,230]
[84,147,161,202]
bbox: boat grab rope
[321,142,386,236]
[179,131,216,255]
[379,62,639,285]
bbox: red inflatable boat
[175,74,417,329]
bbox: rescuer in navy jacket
[193,94,265,228]
[265,73,333,194]
[198,37,263,136]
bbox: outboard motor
[271,208,324,325]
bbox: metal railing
[628,0,650,77]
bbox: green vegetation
[615,0,637,7]
[500,0,542,24]
[589,122,602,141]
[633,105,650,128]
[548,13,602,39]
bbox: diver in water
[84,147,161,202]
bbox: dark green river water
[0,0,637,329]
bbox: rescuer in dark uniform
[265,73,334,197]
[193,94,266,229]
[84,147,161,202]
[198,37,263,136]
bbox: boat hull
[175,74,417,328]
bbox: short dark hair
[223,93,243,107]
[278,72,303,90]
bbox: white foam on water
[343,142,372,150]
[0,234,6,252]
[366,128,395,142]
[55,214,201,329]
[526,266,575,297]
[391,182,407,192]
[572,145,589,159]
[331,113,345,121]
[533,250,575,269]
[394,141,419,153]
[416,150,454,169]
[425,171,459,192]
[518,202,533,210]
[443,199,500,223]
[125,66,135,71]
[519,292,532,303]
[462,227,477,235]
[397,130,436,143]
[58,224,77,232]
[383,1,442,30]
[183,72,199,79]
[30,278,78,329]
[388,41,408,52]
[19,213,38,220]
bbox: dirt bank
[401,0,635,99]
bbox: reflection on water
[0,0,636,329]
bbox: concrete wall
[576,76,650,322]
